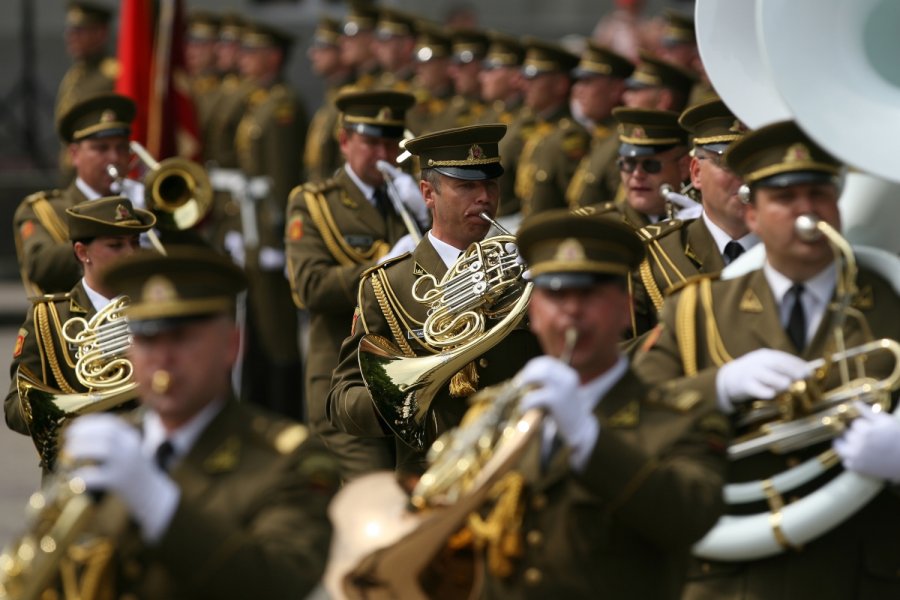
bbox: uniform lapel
[69,281,93,318]
[686,219,725,273]
[741,270,796,352]
[337,169,387,239]
[412,236,450,280]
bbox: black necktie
[723,241,745,265]
[155,440,176,472]
[372,187,390,220]
[786,284,806,352]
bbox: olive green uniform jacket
[327,237,542,474]
[235,79,308,363]
[13,183,88,295]
[406,87,454,136]
[632,265,900,600]
[481,369,729,599]
[5,282,95,439]
[630,217,724,338]
[495,106,535,216]
[566,122,622,208]
[303,87,343,183]
[87,400,338,599]
[285,169,408,477]
[518,115,591,216]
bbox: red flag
[116,0,201,160]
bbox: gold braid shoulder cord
[675,278,734,377]
[304,189,389,267]
[34,302,78,394]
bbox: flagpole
[148,0,175,157]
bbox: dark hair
[420,168,442,193]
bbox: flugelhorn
[359,213,531,450]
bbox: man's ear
[420,179,436,209]
[689,155,703,190]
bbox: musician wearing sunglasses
[628,100,759,337]
[633,122,900,599]
[285,90,422,480]
[578,107,690,232]
[476,210,728,599]
[4,197,154,468]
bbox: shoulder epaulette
[100,57,119,79]
[664,272,719,297]
[360,252,411,279]
[248,414,310,455]
[28,292,71,304]
[637,219,687,242]
[301,177,340,195]
[24,189,61,205]
[572,201,617,217]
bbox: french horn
[359,213,532,450]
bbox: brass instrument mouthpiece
[794,214,822,241]
[151,370,171,394]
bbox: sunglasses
[617,156,667,174]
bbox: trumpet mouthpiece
[659,183,674,197]
[151,370,171,394]
[795,214,822,241]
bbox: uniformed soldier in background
[373,7,418,92]
[56,1,118,182]
[475,209,727,599]
[185,11,221,156]
[622,51,697,113]
[629,99,757,336]
[58,247,338,599]
[327,124,542,474]
[477,30,525,127]
[405,23,455,135]
[656,10,716,107]
[286,90,423,480]
[235,21,307,418]
[565,43,634,209]
[14,93,140,296]
[5,197,154,467]
[583,107,689,232]
[512,39,580,218]
[304,16,354,183]
[442,28,489,128]
[340,2,381,90]
[633,121,900,600]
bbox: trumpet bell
[143,157,213,230]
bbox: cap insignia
[554,238,586,263]
[729,119,748,134]
[631,126,647,139]
[376,107,392,121]
[100,109,116,123]
[784,143,811,163]
[115,203,132,221]
[142,275,178,304]
[467,144,484,160]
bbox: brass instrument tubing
[479,211,513,236]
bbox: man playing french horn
[470,209,729,598]
[5,196,155,470]
[327,124,542,474]
[633,121,900,599]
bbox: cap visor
[128,313,218,337]
[533,272,615,290]
[755,170,838,189]
[619,143,677,157]
[432,163,504,181]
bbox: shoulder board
[248,88,269,105]
[28,292,71,304]
[271,83,290,98]
[360,252,411,278]
[249,414,310,455]
[637,219,687,242]
[572,201,617,216]
[100,57,119,79]
[664,272,719,296]
[302,177,340,195]
[24,190,61,205]
[646,385,705,413]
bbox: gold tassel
[449,361,479,397]
[467,472,526,579]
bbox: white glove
[505,242,530,280]
[833,402,900,483]
[258,246,286,271]
[376,160,429,224]
[379,233,418,264]
[63,414,180,543]
[224,231,245,268]
[518,356,598,470]
[715,349,812,413]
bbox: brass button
[786,456,801,468]
[531,494,547,510]
[124,560,142,578]
[584,173,596,184]
[478,358,489,368]
[701,562,712,574]
[536,169,548,182]
[224,200,240,217]
[526,530,543,546]
[524,567,542,586]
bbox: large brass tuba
[359,216,532,450]
[19,296,139,468]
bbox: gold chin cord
[19,296,139,470]
[325,328,579,599]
